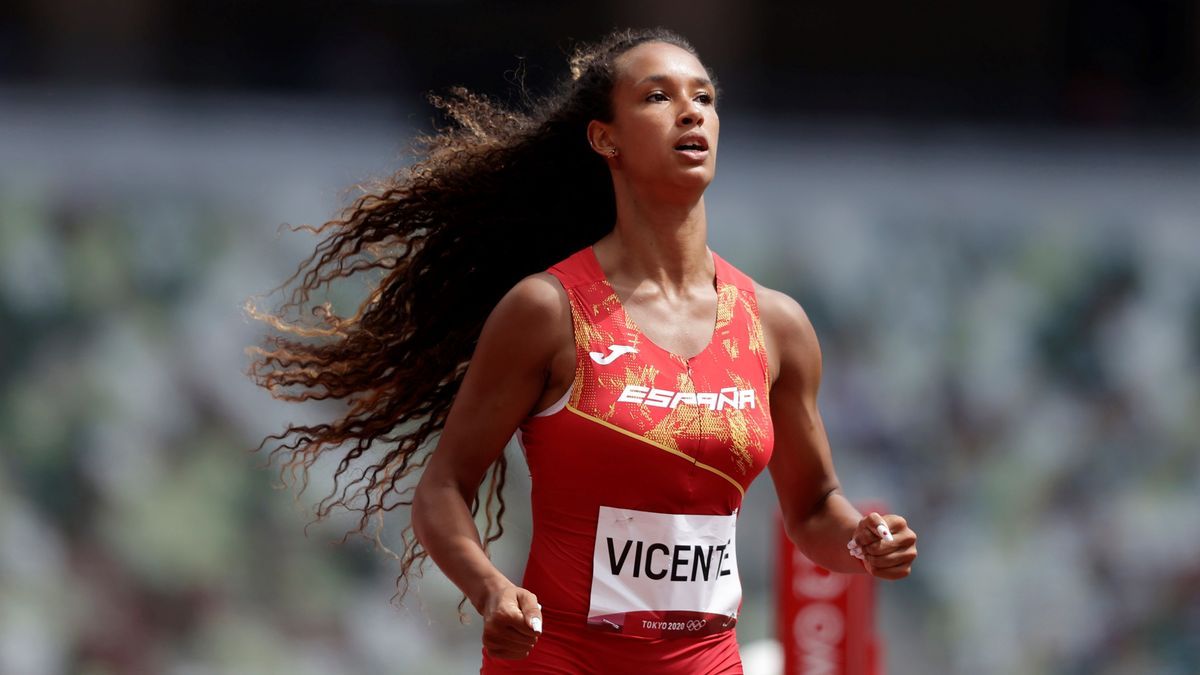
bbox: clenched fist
[847,512,917,580]
[480,582,543,659]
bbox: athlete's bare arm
[757,284,917,578]
[412,272,573,658]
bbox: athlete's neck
[597,197,711,294]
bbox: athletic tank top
[513,245,775,640]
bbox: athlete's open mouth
[673,132,709,152]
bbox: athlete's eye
[646,92,669,102]
[695,93,715,105]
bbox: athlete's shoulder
[491,272,570,328]
[752,283,821,385]
[753,284,814,336]
[474,272,571,375]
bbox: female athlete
[247,27,917,674]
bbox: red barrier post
[776,502,885,675]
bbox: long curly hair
[244,27,715,613]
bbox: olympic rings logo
[685,619,707,631]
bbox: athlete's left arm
[756,284,917,579]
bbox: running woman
[248,27,917,674]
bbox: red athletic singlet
[481,246,774,674]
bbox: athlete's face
[590,42,719,193]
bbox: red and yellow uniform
[482,246,774,674]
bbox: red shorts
[480,608,743,674]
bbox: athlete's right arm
[412,272,571,659]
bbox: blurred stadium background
[1,2,1198,673]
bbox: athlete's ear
[587,119,618,159]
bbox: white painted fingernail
[847,539,858,549]
[876,524,894,542]
[530,617,542,634]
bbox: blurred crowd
[1,92,1197,674]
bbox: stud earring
[608,148,618,158]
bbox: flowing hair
[244,27,714,613]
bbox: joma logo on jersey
[590,345,638,365]
[617,384,756,410]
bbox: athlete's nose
[678,102,704,127]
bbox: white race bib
[587,505,741,637]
